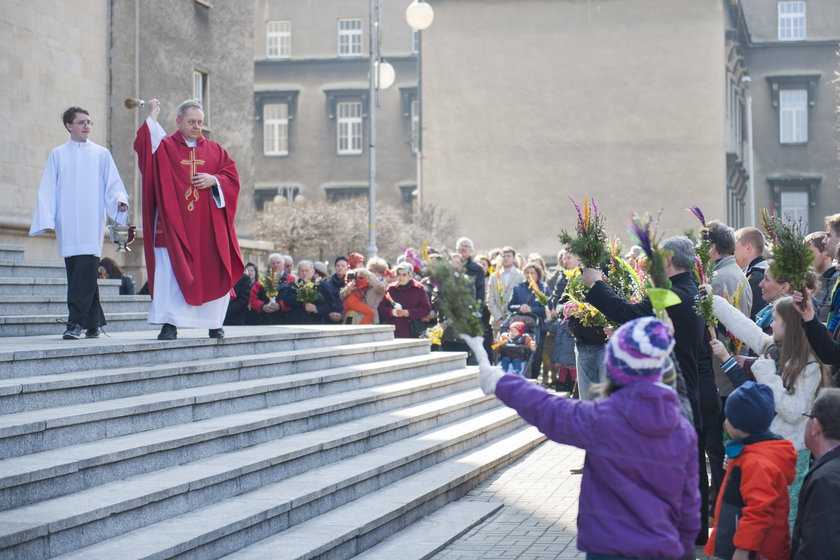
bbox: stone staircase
[0,244,153,337]
[0,251,546,560]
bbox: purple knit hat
[604,317,675,386]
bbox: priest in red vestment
[134,98,244,340]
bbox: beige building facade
[421,0,731,256]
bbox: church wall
[0,0,112,261]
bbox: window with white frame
[338,19,363,57]
[410,99,419,153]
[780,191,809,231]
[263,103,289,156]
[778,2,806,41]
[779,89,808,144]
[336,102,363,155]
[193,70,208,124]
[266,21,291,58]
[193,71,207,108]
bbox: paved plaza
[433,441,585,560]
[433,439,713,560]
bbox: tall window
[780,191,809,230]
[779,89,808,144]
[263,103,289,156]
[266,21,291,58]
[338,19,363,57]
[336,101,363,155]
[193,70,208,123]
[778,2,806,41]
[410,99,419,153]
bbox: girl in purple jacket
[464,316,700,560]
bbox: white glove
[460,334,505,395]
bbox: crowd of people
[223,217,840,559]
[31,103,840,559]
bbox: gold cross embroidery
[180,149,205,211]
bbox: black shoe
[63,324,82,340]
[209,328,225,339]
[85,328,100,339]
[157,323,177,340]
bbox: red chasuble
[135,122,244,306]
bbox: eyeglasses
[802,412,815,419]
[72,121,93,127]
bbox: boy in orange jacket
[706,381,797,560]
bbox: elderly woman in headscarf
[377,262,431,338]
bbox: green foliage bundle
[761,208,814,294]
[428,260,483,337]
[687,206,715,328]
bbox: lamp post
[405,0,434,209]
[367,0,429,258]
[367,0,396,259]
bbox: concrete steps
[0,259,67,279]
[0,278,121,297]
[0,244,151,336]
[0,325,544,559]
[0,295,150,316]
[0,245,25,261]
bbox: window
[336,102,363,155]
[338,19,363,57]
[193,70,207,108]
[410,99,419,153]
[780,191,809,230]
[778,2,806,41]
[411,29,420,54]
[263,103,289,156]
[266,21,291,58]
[779,89,808,144]
[324,185,368,202]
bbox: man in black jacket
[456,237,485,305]
[793,388,840,559]
[582,235,719,545]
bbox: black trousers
[65,255,106,328]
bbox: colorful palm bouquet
[607,238,646,304]
[629,213,681,317]
[558,198,609,269]
[687,205,716,328]
[294,278,322,304]
[527,276,550,307]
[760,208,813,308]
[563,274,611,328]
[260,269,280,301]
[421,319,452,346]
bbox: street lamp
[367,0,432,258]
[405,0,434,209]
[367,0,398,258]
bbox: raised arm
[712,295,772,355]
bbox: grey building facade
[253,0,420,210]
[740,0,840,233]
